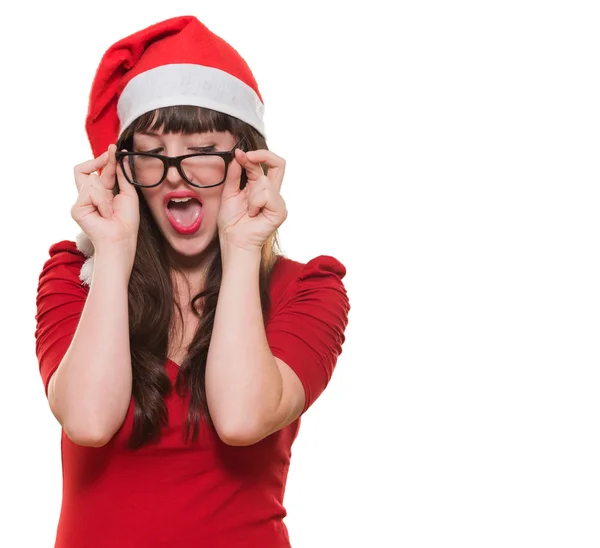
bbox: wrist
[94,244,135,280]
[94,238,136,259]
[219,235,262,256]
[220,240,262,269]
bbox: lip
[163,190,204,235]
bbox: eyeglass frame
[115,137,248,189]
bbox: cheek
[199,187,226,218]
[139,188,164,213]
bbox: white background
[1,0,599,546]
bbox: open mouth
[166,197,201,224]
[165,197,204,234]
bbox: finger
[247,187,267,217]
[243,149,286,190]
[247,184,286,218]
[74,150,110,192]
[90,183,113,219]
[115,151,138,198]
[73,177,113,221]
[73,173,100,207]
[235,149,265,182]
[99,144,117,190]
[220,153,248,199]
[74,151,110,176]
[253,193,287,223]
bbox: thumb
[99,144,118,190]
[115,151,138,198]
[221,153,245,199]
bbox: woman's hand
[71,145,140,254]
[217,148,288,251]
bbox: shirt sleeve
[266,255,350,414]
[34,240,88,396]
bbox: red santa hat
[85,14,266,158]
[76,15,265,285]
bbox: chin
[162,226,218,259]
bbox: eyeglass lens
[123,154,226,187]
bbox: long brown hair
[114,106,281,449]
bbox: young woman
[34,14,349,548]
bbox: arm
[205,245,305,446]
[48,245,133,447]
[208,147,348,445]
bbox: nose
[164,164,184,185]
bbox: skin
[135,129,306,445]
[55,128,306,447]
[134,130,234,316]
[134,130,233,278]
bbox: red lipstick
[164,191,204,235]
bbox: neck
[165,239,220,304]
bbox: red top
[34,240,350,548]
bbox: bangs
[116,105,266,153]
[120,106,246,144]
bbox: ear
[75,231,95,286]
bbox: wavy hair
[114,106,281,448]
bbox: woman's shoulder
[268,253,348,312]
[47,239,85,258]
[44,240,86,268]
[272,253,346,286]
[38,239,89,289]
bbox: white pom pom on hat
[75,232,95,286]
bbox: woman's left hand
[217,148,288,251]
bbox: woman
[34,14,349,548]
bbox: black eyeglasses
[115,137,247,189]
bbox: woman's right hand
[71,144,140,255]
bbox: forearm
[205,245,282,443]
[49,247,133,446]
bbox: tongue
[168,200,201,227]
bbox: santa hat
[76,15,266,285]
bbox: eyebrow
[135,131,221,140]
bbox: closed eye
[189,146,216,153]
[132,147,217,155]
[134,148,163,154]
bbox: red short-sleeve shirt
[34,240,350,547]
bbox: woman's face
[133,130,241,264]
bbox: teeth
[170,197,193,203]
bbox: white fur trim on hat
[117,63,266,137]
